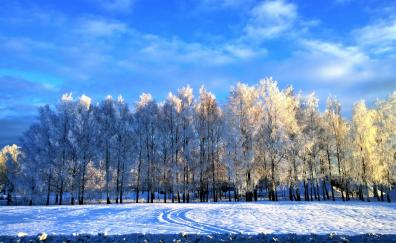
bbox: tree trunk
[105,142,111,204]
[361,152,370,202]
[303,179,308,201]
[212,153,216,202]
[59,179,63,205]
[136,151,142,203]
[186,165,190,203]
[116,150,121,204]
[387,185,392,203]
[326,148,335,201]
[80,157,87,205]
[120,160,125,204]
[336,147,345,201]
[270,160,276,202]
[46,174,51,206]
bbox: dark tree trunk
[295,187,301,201]
[303,179,308,201]
[322,180,327,201]
[120,160,124,204]
[105,142,111,204]
[59,180,64,205]
[79,157,87,205]
[374,184,380,201]
[380,185,384,201]
[387,185,392,203]
[46,174,51,206]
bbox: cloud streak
[244,0,298,40]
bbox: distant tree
[352,101,377,201]
[195,87,222,202]
[374,92,396,202]
[256,78,298,201]
[0,144,22,205]
[113,96,133,204]
[177,86,195,203]
[325,97,349,200]
[11,80,396,205]
[227,83,258,201]
[134,93,159,203]
[96,95,118,204]
[68,94,98,204]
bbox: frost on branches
[1,78,395,205]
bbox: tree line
[0,78,395,205]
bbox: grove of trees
[1,78,395,205]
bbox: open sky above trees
[1,0,396,146]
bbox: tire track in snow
[176,208,240,234]
[159,208,210,233]
[159,208,239,234]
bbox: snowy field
[1,202,396,237]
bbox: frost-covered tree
[227,83,258,201]
[68,95,98,204]
[19,125,42,205]
[177,86,195,203]
[134,93,159,203]
[256,78,298,201]
[195,87,223,202]
[10,80,396,204]
[299,93,324,201]
[113,96,133,203]
[52,93,76,205]
[95,95,118,204]
[0,144,22,205]
[352,101,377,202]
[28,105,58,205]
[375,92,396,202]
[325,97,350,201]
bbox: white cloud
[97,0,136,13]
[353,19,396,55]
[244,0,298,40]
[80,18,128,37]
[196,0,254,11]
[138,35,264,66]
[265,38,396,93]
[301,40,368,64]
[224,44,266,59]
[294,39,372,83]
[333,0,353,4]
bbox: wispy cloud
[0,75,58,118]
[96,0,136,13]
[353,18,396,55]
[244,0,298,40]
[299,39,370,82]
[79,18,128,37]
[195,0,254,11]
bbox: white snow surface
[1,201,396,236]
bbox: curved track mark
[176,208,239,234]
[159,208,239,234]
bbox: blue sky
[1,0,396,146]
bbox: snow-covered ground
[1,201,396,236]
